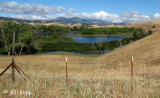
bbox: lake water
[67,33,126,43]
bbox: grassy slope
[126,20,160,31]
[98,30,160,68]
[0,23,160,97]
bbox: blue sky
[0,0,160,23]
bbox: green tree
[0,21,20,55]
[18,30,36,54]
[72,26,79,31]
[79,25,85,31]
[94,39,108,53]
[133,28,145,40]
[121,38,131,45]
[90,44,97,50]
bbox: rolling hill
[0,16,126,25]
[0,21,160,97]
[126,20,160,31]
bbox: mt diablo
[0,16,126,25]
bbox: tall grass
[0,70,160,98]
[28,80,32,98]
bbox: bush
[133,30,145,40]
[152,25,155,28]
[121,38,132,45]
[106,41,120,50]
[148,30,152,35]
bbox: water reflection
[67,32,127,43]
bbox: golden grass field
[0,23,160,97]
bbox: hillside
[98,30,160,70]
[126,20,160,31]
[0,22,160,97]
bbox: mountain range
[0,16,127,25]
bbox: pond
[67,32,127,43]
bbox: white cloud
[149,13,160,20]
[55,11,120,23]
[0,1,65,15]
[79,11,119,22]
[121,11,150,23]
[3,15,56,20]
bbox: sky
[0,0,160,23]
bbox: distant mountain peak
[0,16,127,25]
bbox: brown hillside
[98,31,160,70]
[126,20,160,31]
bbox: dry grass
[29,22,82,28]
[126,20,160,31]
[1,27,160,97]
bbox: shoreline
[75,34,131,37]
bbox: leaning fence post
[66,57,68,84]
[131,55,133,77]
[0,31,28,82]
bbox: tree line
[0,21,71,55]
[82,27,145,36]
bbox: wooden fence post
[131,55,133,77]
[12,32,15,82]
[130,55,134,97]
[12,55,15,82]
[66,57,68,84]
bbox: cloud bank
[0,1,65,15]
[1,1,160,23]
